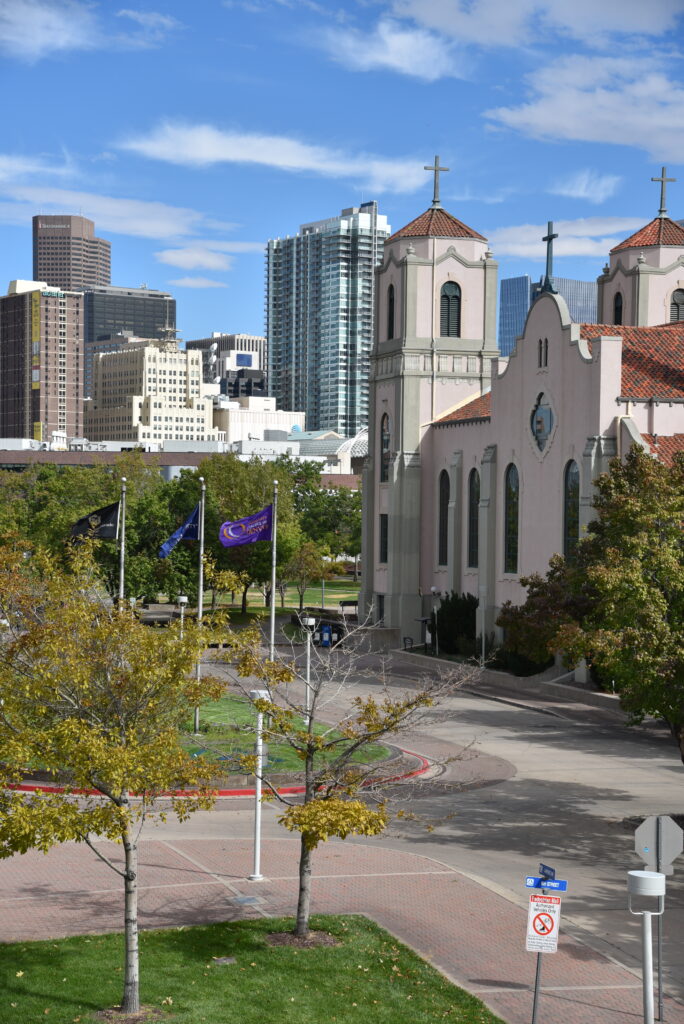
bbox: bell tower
[361,158,499,636]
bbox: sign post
[525,864,567,1024]
[634,816,683,1021]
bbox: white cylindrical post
[248,688,269,882]
[642,911,655,1024]
[178,595,187,639]
[118,477,127,606]
[302,616,315,729]
[431,586,439,657]
[269,481,278,663]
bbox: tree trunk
[295,836,313,938]
[299,590,304,612]
[211,588,217,612]
[241,586,249,615]
[121,826,140,1013]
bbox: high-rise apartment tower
[32,215,111,291]
[266,201,390,435]
[0,280,83,442]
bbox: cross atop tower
[651,166,676,218]
[424,155,450,209]
[540,221,558,294]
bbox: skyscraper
[82,285,176,397]
[499,274,598,356]
[32,215,111,291]
[0,280,83,442]
[266,201,390,435]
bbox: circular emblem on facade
[531,393,554,451]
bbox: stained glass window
[467,468,480,568]
[563,460,580,561]
[504,463,519,574]
[438,470,450,566]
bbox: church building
[360,162,684,645]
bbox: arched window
[504,463,519,574]
[563,460,580,561]
[467,468,480,568]
[438,470,450,566]
[440,282,461,337]
[613,291,623,325]
[387,283,395,340]
[670,289,684,323]
[380,413,391,483]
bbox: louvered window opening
[614,292,623,326]
[671,289,684,322]
[440,282,461,337]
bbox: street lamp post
[627,870,666,1024]
[178,595,188,639]
[248,688,270,881]
[302,616,316,729]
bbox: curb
[10,749,432,800]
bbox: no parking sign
[526,893,561,953]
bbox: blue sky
[1,0,683,340]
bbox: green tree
[297,483,362,561]
[285,541,333,611]
[0,543,227,1014]
[555,447,684,761]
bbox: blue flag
[219,505,273,547]
[159,504,200,559]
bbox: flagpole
[193,476,206,735]
[118,477,127,606]
[269,480,278,662]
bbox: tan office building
[0,280,84,444]
[85,339,224,444]
[33,215,111,291]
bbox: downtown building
[499,274,598,356]
[84,338,222,445]
[33,215,111,291]
[186,332,267,399]
[266,201,390,435]
[0,280,83,444]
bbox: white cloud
[0,154,71,181]
[1,185,208,239]
[392,0,682,48]
[486,55,684,163]
[549,170,621,204]
[319,18,465,81]
[119,121,426,193]
[489,216,645,259]
[116,8,181,43]
[168,276,228,289]
[0,0,99,60]
[155,246,234,271]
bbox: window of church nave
[467,469,480,568]
[438,470,450,566]
[531,393,554,451]
[387,284,395,339]
[504,464,519,574]
[613,292,623,326]
[670,289,684,322]
[380,413,391,482]
[379,514,389,563]
[563,461,580,561]
[440,282,461,337]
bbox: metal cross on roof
[540,221,558,294]
[651,166,677,218]
[424,155,450,209]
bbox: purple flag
[219,505,273,547]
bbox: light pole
[248,688,270,881]
[302,616,316,729]
[627,870,666,1024]
[178,594,188,639]
[430,586,439,657]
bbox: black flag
[71,501,120,540]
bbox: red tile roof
[579,323,684,400]
[387,206,486,243]
[611,216,684,252]
[435,392,491,425]
[641,433,684,466]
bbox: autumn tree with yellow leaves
[0,542,230,1015]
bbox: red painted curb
[9,750,432,800]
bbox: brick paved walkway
[2,833,682,1024]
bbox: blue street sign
[539,862,556,880]
[525,876,568,892]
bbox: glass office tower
[499,275,597,356]
[266,202,390,434]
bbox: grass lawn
[0,915,505,1024]
[182,695,391,773]
[211,578,361,617]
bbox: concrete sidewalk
[2,826,682,1024]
